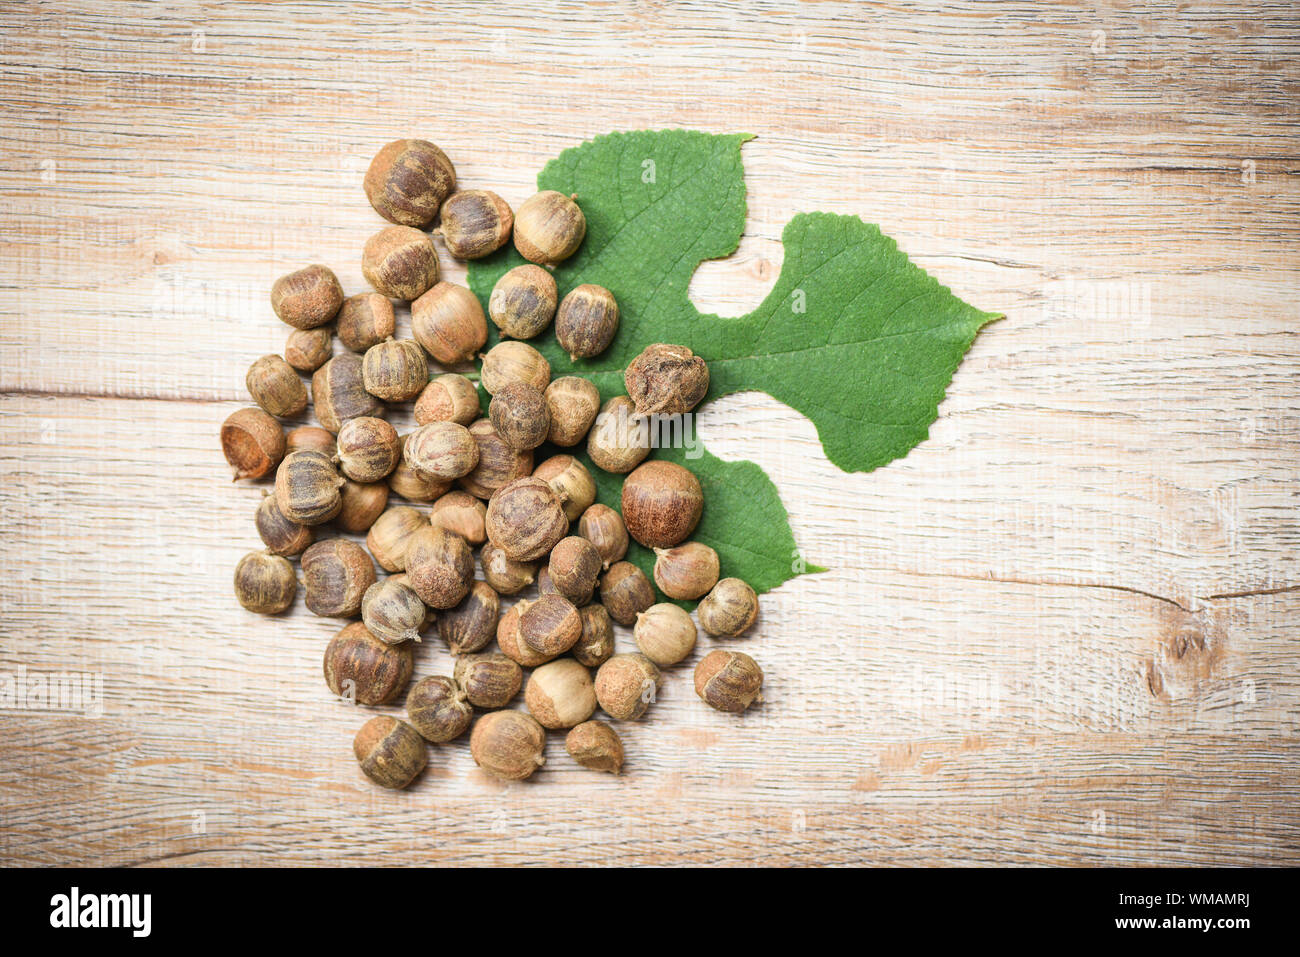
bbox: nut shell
[555,284,619,359]
[404,525,473,609]
[354,715,427,789]
[335,416,400,483]
[480,340,550,395]
[459,419,533,500]
[324,621,414,705]
[480,541,537,595]
[365,505,428,572]
[621,460,703,549]
[437,580,500,655]
[496,602,553,667]
[518,594,583,657]
[364,138,456,228]
[694,650,764,713]
[513,190,586,265]
[271,264,343,329]
[634,603,698,667]
[653,541,720,600]
[362,338,428,403]
[544,376,601,446]
[577,504,629,569]
[362,226,440,301]
[489,264,557,339]
[572,604,615,668]
[533,454,596,523]
[587,396,650,473]
[221,407,285,481]
[547,536,602,605]
[337,292,395,352]
[415,373,480,426]
[234,551,297,614]
[285,327,333,372]
[598,561,655,626]
[361,576,427,644]
[247,354,308,418]
[594,653,661,721]
[312,354,383,434]
[624,343,709,415]
[440,189,513,260]
[485,476,569,562]
[429,490,487,545]
[405,421,480,481]
[285,425,336,456]
[469,710,546,781]
[389,434,452,502]
[255,493,313,557]
[525,659,597,729]
[302,539,377,618]
[454,652,522,709]
[274,449,345,525]
[489,381,550,451]
[697,577,759,638]
[336,480,389,533]
[565,721,623,774]
[411,282,487,366]
[405,675,473,744]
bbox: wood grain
[1,0,1298,866]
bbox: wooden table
[1,1,1297,867]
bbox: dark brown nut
[271,264,344,329]
[221,407,285,481]
[389,434,453,502]
[365,505,428,572]
[255,492,313,557]
[573,604,615,668]
[415,373,481,426]
[285,327,333,372]
[362,338,429,403]
[323,621,414,705]
[485,476,568,562]
[234,551,297,614]
[361,576,427,644]
[405,421,479,481]
[337,292,396,352]
[454,652,522,708]
[697,577,759,638]
[362,226,440,301]
[565,720,623,774]
[489,264,557,340]
[439,189,513,259]
[312,354,383,434]
[489,381,550,451]
[337,480,389,533]
[480,541,537,595]
[354,715,427,789]
[625,343,709,415]
[404,525,473,609]
[621,460,703,549]
[513,190,586,266]
[480,341,550,395]
[274,449,345,525]
[594,653,661,721]
[519,594,582,657]
[411,282,487,366]
[694,649,763,713]
[458,419,533,500]
[302,539,377,618]
[286,425,336,456]
[525,659,596,729]
[335,416,400,483]
[652,541,719,600]
[587,396,650,473]
[599,561,654,626]
[496,602,553,667]
[469,710,546,781]
[405,675,473,743]
[547,536,603,605]
[577,504,629,569]
[555,284,619,359]
[429,490,487,545]
[438,581,500,655]
[634,602,697,667]
[364,138,456,228]
[533,454,596,522]
[247,354,308,418]
[545,376,600,446]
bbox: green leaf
[469,130,997,595]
